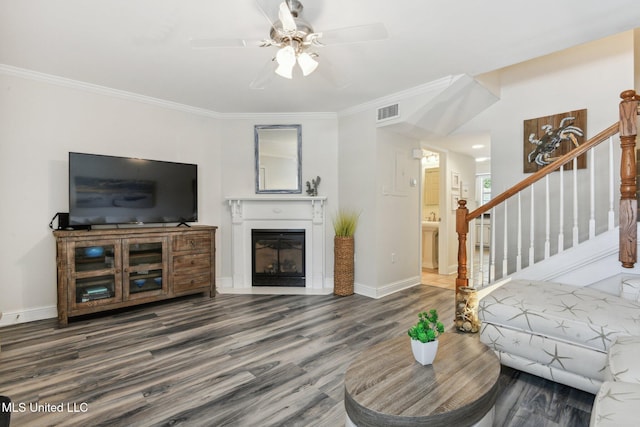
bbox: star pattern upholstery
[590,381,640,426]
[590,335,640,426]
[479,279,640,394]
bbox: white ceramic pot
[410,339,439,365]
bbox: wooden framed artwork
[523,109,587,173]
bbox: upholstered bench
[479,279,640,394]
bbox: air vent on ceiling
[377,103,399,122]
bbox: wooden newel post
[456,199,469,292]
[619,90,639,268]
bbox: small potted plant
[407,309,445,365]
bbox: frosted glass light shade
[275,45,296,79]
[297,52,318,76]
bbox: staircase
[507,223,640,292]
[456,90,640,298]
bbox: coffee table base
[346,407,494,427]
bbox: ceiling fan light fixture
[297,51,318,76]
[275,45,296,79]
[275,63,294,79]
[190,0,390,88]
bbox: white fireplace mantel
[226,196,326,225]
[223,196,330,294]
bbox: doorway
[421,151,444,284]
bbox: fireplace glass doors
[252,229,305,287]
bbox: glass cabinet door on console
[69,240,122,310]
[123,237,168,300]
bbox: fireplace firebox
[252,229,305,287]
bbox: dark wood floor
[0,285,594,426]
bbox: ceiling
[2,0,639,117]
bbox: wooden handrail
[465,122,618,222]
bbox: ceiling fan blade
[316,59,351,90]
[317,22,388,45]
[189,37,263,48]
[249,58,278,89]
[255,0,282,29]
[278,2,297,32]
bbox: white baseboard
[219,275,421,298]
[216,276,233,289]
[0,276,417,326]
[216,276,333,295]
[355,276,421,299]
[0,306,57,326]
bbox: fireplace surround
[225,196,329,294]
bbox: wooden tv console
[54,225,216,326]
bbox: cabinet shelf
[128,263,164,273]
[129,253,162,264]
[75,268,117,280]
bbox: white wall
[635,29,640,89]
[337,111,423,298]
[375,129,421,292]
[337,110,379,290]
[0,71,223,324]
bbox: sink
[422,222,439,269]
[422,221,440,230]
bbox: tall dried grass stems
[332,210,360,237]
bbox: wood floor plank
[0,285,594,426]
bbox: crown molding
[222,111,337,120]
[0,64,225,118]
[1,63,459,121]
[0,64,337,121]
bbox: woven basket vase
[334,236,355,296]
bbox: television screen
[69,152,198,226]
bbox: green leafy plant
[332,209,360,237]
[407,309,445,343]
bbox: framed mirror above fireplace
[254,124,302,194]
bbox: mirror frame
[254,124,302,194]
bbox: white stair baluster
[529,184,535,267]
[478,215,485,286]
[608,136,615,230]
[489,207,495,283]
[572,157,579,247]
[558,164,565,252]
[545,175,550,259]
[516,192,522,271]
[503,201,508,277]
[589,146,596,239]
[469,218,475,287]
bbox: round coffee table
[344,332,500,427]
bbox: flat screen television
[69,152,198,226]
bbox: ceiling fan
[190,0,388,88]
